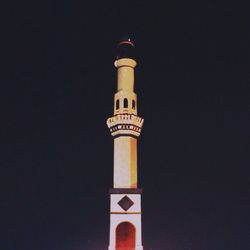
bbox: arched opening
[123,98,128,108]
[132,100,136,109]
[116,222,136,250]
[116,99,119,109]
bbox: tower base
[108,189,143,250]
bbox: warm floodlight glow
[116,222,136,249]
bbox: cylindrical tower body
[107,38,144,250]
[114,136,137,188]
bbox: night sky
[1,1,250,250]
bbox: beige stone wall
[114,136,137,188]
[114,58,137,92]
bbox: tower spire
[107,38,144,250]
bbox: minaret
[107,38,144,250]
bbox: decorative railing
[107,113,144,137]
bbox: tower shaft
[114,136,137,188]
[116,58,135,92]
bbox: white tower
[107,38,144,250]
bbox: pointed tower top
[116,36,136,60]
[117,36,135,47]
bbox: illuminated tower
[107,38,144,250]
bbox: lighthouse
[107,38,144,250]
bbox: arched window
[116,99,119,109]
[132,100,136,109]
[123,98,128,108]
[116,222,136,250]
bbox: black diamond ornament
[118,195,134,211]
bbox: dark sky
[1,0,249,249]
